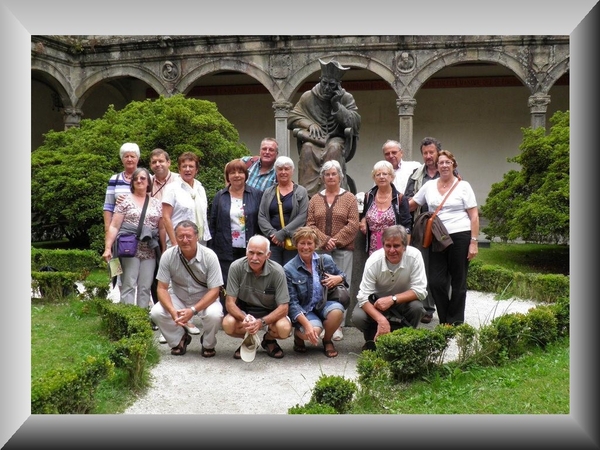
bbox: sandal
[200,335,216,358]
[322,339,338,358]
[261,335,284,359]
[171,332,191,356]
[233,346,242,360]
[293,334,307,353]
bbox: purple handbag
[117,234,138,257]
[116,194,149,258]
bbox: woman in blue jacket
[284,227,347,358]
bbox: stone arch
[31,62,74,109]
[281,54,396,101]
[177,58,278,99]
[404,48,534,98]
[73,65,165,110]
[539,57,570,94]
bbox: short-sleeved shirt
[103,172,132,213]
[242,156,276,191]
[226,257,289,310]
[157,244,223,303]
[412,179,477,235]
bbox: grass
[352,337,570,414]
[31,297,158,414]
[477,242,569,276]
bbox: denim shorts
[295,300,345,332]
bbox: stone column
[272,101,292,157]
[396,96,417,159]
[63,107,83,130]
[528,93,551,129]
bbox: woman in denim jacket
[283,227,347,358]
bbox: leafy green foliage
[31,94,250,250]
[288,401,338,414]
[309,374,357,414]
[481,110,569,243]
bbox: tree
[481,110,569,244]
[31,94,250,250]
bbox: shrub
[525,305,558,348]
[288,401,338,414]
[310,374,357,414]
[376,327,450,381]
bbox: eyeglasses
[176,235,196,242]
[437,161,453,166]
[134,176,148,181]
[261,148,277,153]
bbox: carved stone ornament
[269,54,291,79]
[161,61,179,81]
[397,51,416,73]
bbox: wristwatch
[190,306,198,316]
[260,318,267,327]
[391,295,397,304]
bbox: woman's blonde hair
[292,226,320,247]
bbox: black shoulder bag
[316,255,350,310]
[178,250,226,300]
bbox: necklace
[122,171,133,181]
[439,177,453,189]
[375,192,391,203]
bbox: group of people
[100,130,479,359]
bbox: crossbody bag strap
[178,249,208,288]
[433,176,462,217]
[136,194,150,239]
[276,186,286,229]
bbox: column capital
[63,107,83,129]
[396,97,417,116]
[272,101,293,117]
[527,94,551,114]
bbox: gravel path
[123,291,538,415]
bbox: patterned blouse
[115,195,162,259]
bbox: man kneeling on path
[352,225,427,351]
[222,234,291,359]
[150,220,224,357]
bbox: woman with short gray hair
[258,156,309,266]
[305,159,359,341]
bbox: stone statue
[288,58,361,196]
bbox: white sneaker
[158,334,167,344]
[332,328,344,341]
[183,323,201,335]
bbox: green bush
[31,94,250,250]
[376,327,450,381]
[467,260,568,303]
[525,305,558,348]
[31,247,102,273]
[478,312,529,365]
[549,296,570,337]
[356,350,392,386]
[31,355,114,414]
[288,401,338,414]
[310,374,357,414]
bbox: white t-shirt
[412,178,477,235]
[393,160,422,194]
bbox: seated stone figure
[288,58,361,196]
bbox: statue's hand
[308,123,326,140]
[330,89,343,106]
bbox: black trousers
[428,230,470,325]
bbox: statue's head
[319,58,350,81]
